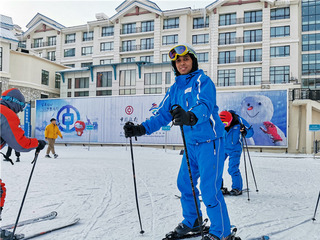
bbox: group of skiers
[124,43,253,240]
[0,43,252,240]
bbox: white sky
[1,0,213,31]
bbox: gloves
[36,140,46,153]
[240,125,247,137]
[123,122,146,138]
[170,106,197,126]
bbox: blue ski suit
[223,113,253,191]
[142,69,231,238]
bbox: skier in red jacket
[0,88,46,239]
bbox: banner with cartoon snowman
[34,89,287,147]
[217,90,287,147]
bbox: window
[165,72,171,84]
[48,36,56,46]
[243,68,262,85]
[302,34,320,51]
[81,62,92,67]
[302,78,320,89]
[218,51,236,64]
[192,34,209,45]
[0,47,2,71]
[270,46,290,57]
[74,91,89,97]
[162,35,178,45]
[141,38,154,50]
[141,21,154,32]
[101,42,113,51]
[68,78,72,89]
[121,40,136,52]
[302,53,320,75]
[33,38,43,48]
[219,13,236,26]
[67,92,71,97]
[65,64,75,68]
[122,23,136,34]
[40,94,48,98]
[47,51,56,61]
[65,34,76,44]
[217,69,236,86]
[145,73,162,85]
[271,26,290,38]
[122,57,135,63]
[302,0,320,32]
[163,17,179,29]
[41,70,49,85]
[55,74,61,89]
[82,46,93,55]
[162,54,170,63]
[119,89,136,95]
[102,26,114,37]
[75,77,89,88]
[144,88,162,94]
[100,59,113,64]
[64,48,75,57]
[119,70,136,86]
[198,53,209,63]
[140,56,154,62]
[83,31,94,41]
[271,7,290,20]
[219,32,236,45]
[193,16,209,29]
[18,41,26,48]
[97,90,112,96]
[244,10,262,23]
[244,49,262,62]
[97,71,112,87]
[270,66,290,84]
[244,29,262,43]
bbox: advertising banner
[35,90,287,147]
[24,102,31,137]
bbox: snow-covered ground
[1,145,320,240]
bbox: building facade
[7,0,320,153]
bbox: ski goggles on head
[2,95,26,110]
[222,121,232,127]
[168,45,197,61]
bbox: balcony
[83,37,94,42]
[219,17,262,26]
[44,56,56,61]
[120,44,154,52]
[65,39,76,44]
[120,27,154,35]
[31,41,56,48]
[291,89,320,101]
[218,55,262,64]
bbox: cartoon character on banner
[240,95,287,146]
[74,121,86,136]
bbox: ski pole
[11,151,39,239]
[179,124,204,240]
[242,137,250,201]
[312,190,320,221]
[243,136,259,192]
[128,132,145,234]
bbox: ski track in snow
[1,146,320,240]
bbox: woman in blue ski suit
[219,110,253,196]
[124,44,231,240]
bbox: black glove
[123,122,146,138]
[240,124,247,137]
[170,106,197,126]
[36,140,46,153]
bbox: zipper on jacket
[213,141,216,155]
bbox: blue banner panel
[24,103,31,137]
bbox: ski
[223,188,250,196]
[247,236,269,240]
[14,218,80,240]
[2,211,58,230]
[162,226,210,240]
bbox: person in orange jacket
[44,118,63,158]
[0,88,46,239]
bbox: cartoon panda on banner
[240,95,287,146]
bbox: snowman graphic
[240,95,286,146]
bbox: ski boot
[229,189,242,196]
[0,229,16,240]
[164,217,204,239]
[221,187,229,195]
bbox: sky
[1,0,214,31]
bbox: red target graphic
[125,106,134,115]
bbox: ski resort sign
[309,124,320,131]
